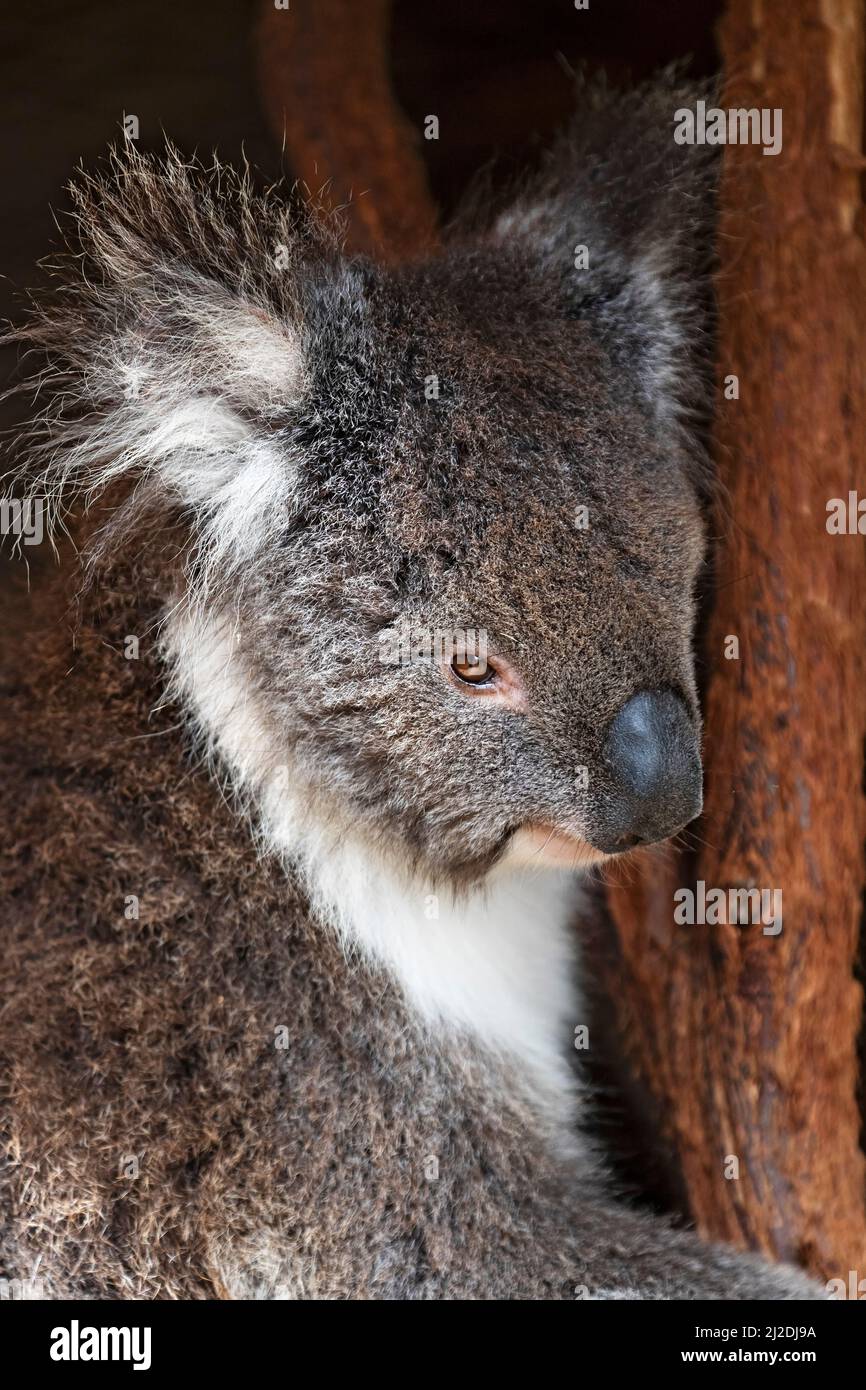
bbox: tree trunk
[256,0,438,258]
[604,0,866,1279]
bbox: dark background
[0,0,722,326]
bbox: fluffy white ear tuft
[177,296,308,417]
[100,288,308,514]
[12,143,323,540]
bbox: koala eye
[450,656,496,686]
[443,649,528,711]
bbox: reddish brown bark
[605,0,866,1279]
[255,0,438,258]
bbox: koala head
[19,78,717,889]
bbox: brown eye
[451,656,495,686]
[443,649,527,710]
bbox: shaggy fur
[0,76,821,1299]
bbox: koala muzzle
[594,689,703,853]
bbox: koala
[0,76,822,1299]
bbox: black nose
[593,690,702,854]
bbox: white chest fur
[166,609,585,1139]
[304,843,583,1122]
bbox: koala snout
[591,689,703,854]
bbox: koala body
[0,78,820,1299]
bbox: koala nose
[593,690,703,853]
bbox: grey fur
[0,76,822,1299]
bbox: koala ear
[490,73,719,430]
[16,144,326,546]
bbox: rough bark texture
[255,0,438,258]
[604,0,866,1279]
